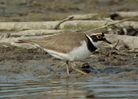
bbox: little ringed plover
[23,32,111,75]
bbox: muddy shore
[0,0,138,98]
[0,45,137,82]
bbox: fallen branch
[106,34,138,52]
[113,11,138,18]
[54,16,73,29]
[67,13,99,20]
[0,20,138,31]
[11,29,63,37]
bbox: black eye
[96,35,102,39]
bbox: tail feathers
[11,39,42,49]
[14,39,47,51]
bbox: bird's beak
[103,38,112,44]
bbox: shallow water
[0,77,138,99]
[0,50,138,99]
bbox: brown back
[30,32,87,53]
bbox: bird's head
[90,32,111,44]
[88,32,112,48]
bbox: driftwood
[105,34,138,52]
[10,29,62,37]
[108,12,138,20]
[112,11,138,18]
[0,21,59,31]
[0,21,138,31]
[64,12,138,21]
[67,13,99,20]
[0,12,137,31]
[0,32,138,52]
[0,12,137,52]
[0,21,104,31]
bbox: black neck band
[86,36,97,52]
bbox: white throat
[92,40,103,48]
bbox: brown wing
[29,32,87,53]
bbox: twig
[54,16,74,29]
[85,17,137,33]
[112,40,119,50]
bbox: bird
[17,31,111,75]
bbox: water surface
[0,77,138,99]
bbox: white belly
[68,41,91,61]
[44,41,92,61]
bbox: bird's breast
[68,41,92,61]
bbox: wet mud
[0,45,138,99]
[0,45,137,81]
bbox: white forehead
[90,33,103,36]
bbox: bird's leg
[57,61,66,67]
[71,62,88,75]
[66,61,70,76]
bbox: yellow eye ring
[96,35,102,39]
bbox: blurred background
[0,0,138,21]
